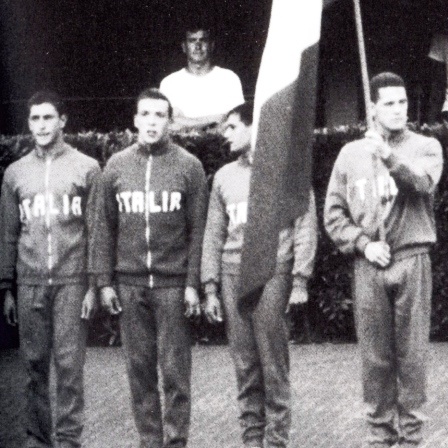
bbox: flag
[238,0,324,310]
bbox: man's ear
[60,114,68,130]
[182,41,187,54]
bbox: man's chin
[35,139,55,148]
[140,137,161,145]
[388,121,407,132]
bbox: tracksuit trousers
[118,284,191,448]
[222,273,292,448]
[17,283,88,448]
[353,253,432,446]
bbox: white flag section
[239,0,323,306]
[252,0,323,146]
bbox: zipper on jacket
[45,158,53,285]
[145,155,153,288]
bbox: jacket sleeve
[383,139,443,194]
[85,161,102,288]
[324,149,371,255]
[185,159,209,290]
[91,162,119,288]
[201,173,228,294]
[0,169,20,290]
[291,190,318,289]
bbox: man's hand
[100,286,122,315]
[364,241,391,268]
[184,286,201,318]
[81,287,97,320]
[286,284,308,314]
[203,293,223,324]
[365,129,392,159]
[3,290,17,326]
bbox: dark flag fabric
[238,0,323,310]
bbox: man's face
[223,113,252,153]
[182,30,213,64]
[134,98,171,145]
[28,103,66,148]
[372,86,408,133]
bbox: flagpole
[353,0,373,128]
[353,0,386,241]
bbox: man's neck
[186,60,213,76]
[137,137,169,153]
[374,124,406,143]
[36,134,64,158]
[238,144,253,164]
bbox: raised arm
[383,139,443,194]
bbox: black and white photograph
[1,1,448,447]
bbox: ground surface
[1,343,448,448]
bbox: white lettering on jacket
[115,191,182,213]
[19,194,82,222]
[354,175,398,202]
[227,202,247,227]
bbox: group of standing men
[0,25,444,448]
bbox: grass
[1,343,448,447]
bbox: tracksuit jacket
[92,139,208,289]
[201,153,317,293]
[0,142,100,288]
[324,130,443,257]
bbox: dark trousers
[118,285,191,448]
[17,284,88,448]
[353,254,432,446]
[222,274,292,448]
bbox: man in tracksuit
[92,88,208,448]
[324,72,443,447]
[201,102,318,448]
[1,91,100,448]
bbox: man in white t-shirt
[428,32,448,119]
[160,27,244,131]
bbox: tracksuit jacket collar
[382,128,410,148]
[34,137,68,160]
[136,138,172,158]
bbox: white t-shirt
[428,33,448,64]
[428,33,448,112]
[160,66,244,118]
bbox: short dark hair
[136,88,173,119]
[227,101,253,126]
[27,91,65,116]
[370,72,406,103]
[185,23,213,40]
